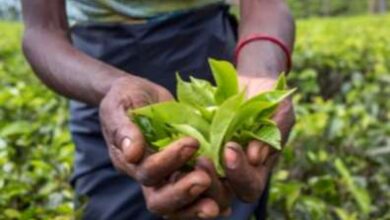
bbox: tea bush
[0,23,73,219]
[0,14,389,219]
[270,15,390,220]
[286,0,390,18]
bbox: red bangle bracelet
[234,34,292,74]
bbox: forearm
[237,0,295,78]
[23,30,131,106]
[21,0,145,106]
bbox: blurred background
[0,0,389,219]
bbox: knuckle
[171,193,187,208]
[173,137,198,149]
[111,159,127,175]
[135,166,156,186]
[194,170,212,187]
[108,149,128,175]
[182,137,199,147]
[131,92,150,108]
[146,198,164,215]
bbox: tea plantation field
[0,14,389,219]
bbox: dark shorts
[69,4,269,220]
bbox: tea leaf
[242,123,282,150]
[171,124,210,152]
[274,73,288,90]
[132,101,210,137]
[208,58,239,104]
[177,74,215,108]
[209,92,245,176]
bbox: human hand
[222,75,295,202]
[99,76,226,218]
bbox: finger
[247,140,273,166]
[107,143,129,174]
[135,137,199,186]
[108,143,149,177]
[195,157,232,210]
[166,198,220,220]
[145,170,211,215]
[168,171,185,183]
[224,142,264,203]
[115,121,145,164]
[155,86,174,102]
[129,90,156,108]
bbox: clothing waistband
[70,3,228,26]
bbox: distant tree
[369,0,387,13]
[0,0,21,20]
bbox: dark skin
[21,0,295,219]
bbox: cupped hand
[223,75,295,202]
[99,76,224,218]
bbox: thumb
[114,119,145,164]
[100,93,146,164]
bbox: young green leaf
[245,89,296,107]
[152,137,175,149]
[170,124,210,153]
[274,73,288,90]
[242,122,282,150]
[208,58,239,104]
[176,73,215,107]
[209,92,245,176]
[133,115,169,142]
[132,101,210,137]
[225,76,295,140]
[189,76,216,106]
[224,100,275,141]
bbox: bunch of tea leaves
[130,59,295,176]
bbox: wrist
[236,41,286,79]
[106,75,171,105]
[235,34,293,77]
[238,75,279,95]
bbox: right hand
[99,76,223,219]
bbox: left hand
[222,75,295,202]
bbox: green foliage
[0,23,73,218]
[287,0,390,18]
[0,14,389,219]
[132,60,291,176]
[269,15,390,219]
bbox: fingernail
[189,184,205,196]
[198,200,219,219]
[225,147,239,169]
[248,142,262,166]
[121,138,132,151]
[252,144,261,160]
